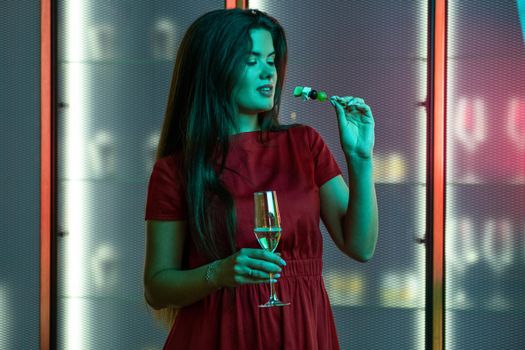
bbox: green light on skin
[518,0,525,44]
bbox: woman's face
[233,29,277,119]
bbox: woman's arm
[144,220,216,309]
[320,157,378,262]
[320,95,378,262]
[144,220,285,309]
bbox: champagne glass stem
[269,273,277,302]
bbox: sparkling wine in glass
[254,191,290,307]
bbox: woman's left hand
[330,95,375,160]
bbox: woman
[144,8,378,349]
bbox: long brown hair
[156,9,288,260]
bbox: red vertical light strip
[41,0,52,349]
[433,0,446,349]
[225,0,247,9]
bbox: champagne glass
[253,191,290,307]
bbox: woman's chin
[260,103,275,112]
[239,102,274,115]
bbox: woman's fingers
[331,95,373,119]
[245,265,281,282]
[331,96,365,109]
[245,256,282,274]
[236,248,285,282]
[249,248,286,266]
[330,96,347,125]
[354,101,373,118]
[239,248,286,267]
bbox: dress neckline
[229,129,266,143]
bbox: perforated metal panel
[56,1,224,349]
[0,1,41,349]
[252,1,428,348]
[446,1,525,349]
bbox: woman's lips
[257,85,273,97]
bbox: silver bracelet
[205,260,221,289]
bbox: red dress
[145,125,342,349]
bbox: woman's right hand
[215,248,287,287]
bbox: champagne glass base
[258,300,290,308]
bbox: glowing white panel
[413,309,426,350]
[414,185,426,307]
[445,308,457,350]
[63,1,90,349]
[445,5,461,346]
[416,0,428,185]
[248,0,263,10]
[0,285,12,350]
[413,5,428,348]
[447,0,458,185]
[446,13,460,343]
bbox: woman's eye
[246,59,275,66]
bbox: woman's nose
[260,65,275,80]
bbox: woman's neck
[232,113,260,135]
